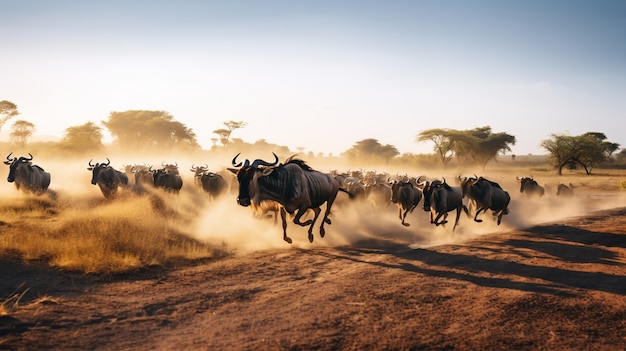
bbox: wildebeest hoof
[402,223,410,227]
[474,219,483,223]
[284,237,293,244]
[324,218,331,224]
[308,233,314,243]
[320,228,326,238]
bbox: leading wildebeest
[459,175,510,225]
[389,178,422,226]
[4,153,51,195]
[229,153,351,244]
[517,176,545,198]
[419,178,465,231]
[88,158,129,199]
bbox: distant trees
[58,122,104,154]
[343,138,399,163]
[0,100,19,134]
[9,120,35,146]
[541,132,620,175]
[103,110,199,150]
[213,120,247,146]
[417,126,516,168]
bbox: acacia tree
[58,122,104,153]
[9,120,35,146]
[0,100,19,133]
[416,128,455,167]
[103,110,199,149]
[213,120,247,146]
[541,132,620,175]
[343,138,399,163]
[417,126,515,168]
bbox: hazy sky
[2,0,625,155]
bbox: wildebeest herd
[3,152,578,244]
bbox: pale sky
[2,0,625,156]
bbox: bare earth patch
[2,207,626,350]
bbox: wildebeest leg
[280,207,292,244]
[401,208,410,226]
[473,206,487,223]
[292,207,318,243]
[433,212,446,226]
[452,207,462,232]
[305,207,322,242]
[320,200,335,238]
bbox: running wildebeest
[389,178,422,226]
[88,158,129,199]
[517,176,545,198]
[229,153,351,244]
[151,164,183,194]
[459,175,510,225]
[556,183,576,196]
[419,177,466,231]
[3,152,51,195]
[190,164,228,201]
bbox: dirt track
[2,206,626,350]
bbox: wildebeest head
[4,152,33,183]
[87,158,111,185]
[517,176,536,193]
[458,175,479,197]
[228,152,279,207]
[420,178,445,212]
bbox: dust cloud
[1,154,624,255]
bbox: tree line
[1,100,623,175]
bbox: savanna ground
[1,155,626,350]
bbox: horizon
[2,1,625,155]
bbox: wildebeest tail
[339,187,356,199]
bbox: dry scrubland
[0,157,626,273]
[0,154,625,274]
[1,152,626,350]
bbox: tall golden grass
[0,191,225,274]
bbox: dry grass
[0,190,225,274]
[0,156,624,276]
[0,286,29,316]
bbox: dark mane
[284,155,313,172]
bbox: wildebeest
[130,164,154,190]
[557,183,576,196]
[151,164,183,193]
[190,165,228,201]
[389,178,422,226]
[88,158,129,199]
[517,176,545,198]
[419,178,465,231]
[3,152,51,195]
[459,175,510,225]
[229,153,351,244]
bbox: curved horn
[6,152,13,161]
[88,159,94,167]
[473,173,478,179]
[104,158,110,166]
[250,152,279,168]
[26,153,33,161]
[442,177,447,184]
[232,153,243,167]
[190,164,197,171]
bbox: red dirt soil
[2,207,626,350]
